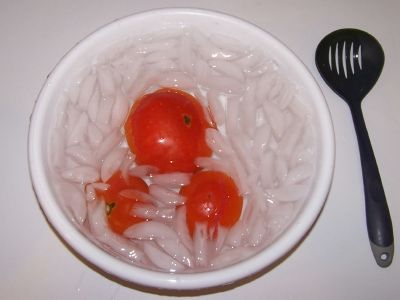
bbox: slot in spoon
[315,28,394,267]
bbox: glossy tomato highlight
[124,88,213,173]
[180,171,243,239]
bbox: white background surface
[1,0,399,299]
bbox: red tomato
[124,88,213,173]
[96,171,149,234]
[180,171,243,239]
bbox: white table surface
[1,0,399,299]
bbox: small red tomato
[124,88,213,173]
[96,171,149,235]
[180,171,243,239]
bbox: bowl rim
[28,7,335,290]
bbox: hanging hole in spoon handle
[370,243,394,268]
[350,102,394,268]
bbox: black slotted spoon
[315,28,394,267]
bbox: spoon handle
[350,102,394,267]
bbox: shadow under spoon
[315,28,394,267]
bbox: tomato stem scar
[183,115,191,126]
[106,202,116,215]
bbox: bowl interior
[29,8,334,289]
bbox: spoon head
[315,28,384,103]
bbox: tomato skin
[105,193,144,235]
[96,171,149,235]
[124,88,213,173]
[100,171,149,201]
[180,171,243,238]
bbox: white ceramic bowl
[28,8,334,290]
